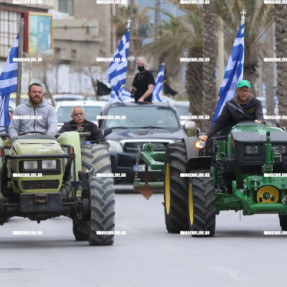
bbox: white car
[56,100,107,129]
[53,94,85,106]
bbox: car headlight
[245,144,261,155]
[107,140,123,153]
[23,161,38,170]
[273,144,287,155]
[42,160,57,169]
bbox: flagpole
[240,9,246,25]
[16,18,24,106]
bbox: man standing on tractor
[9,83,58,140]
[199,80,264,142]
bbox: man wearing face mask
[130,57,155,103]
[59,106,103,142]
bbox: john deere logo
[247,107,254,113]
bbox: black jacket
[207,95,263,138]
[59,119,103,142]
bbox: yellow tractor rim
[165,163,171,214]
[189,183,194,226]
[257,186,279,203]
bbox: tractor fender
[182,137,212,172]
[183,137,200,160]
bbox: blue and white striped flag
[120,88,133,102]
[212,21,244,123]
[152,63,165,102]
[0,34,19,130]
[106,24,130,102]
[108,88,132,103]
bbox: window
[59,0,74,15]
[55,47,61,57]
[0,10,21,58]
[71,49,76,59]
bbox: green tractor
[0,131,115,245]
[164,122,287,236]
[134,122,287,236]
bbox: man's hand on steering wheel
[18,131,46,136]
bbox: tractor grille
[123,142,167,152]
[21,180,60,190]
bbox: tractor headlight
[245,144,261,155]
[107,140,123,153]
[42,160,57,169]
[23,161,38,170]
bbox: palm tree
[165,1,204,120]
[201,1,217,131]
[262,24,275,118]
[144,11,198,77]
[111,4,149,58]
[275,4,287,128]
[143,7,203,117]
[216,0,274,92]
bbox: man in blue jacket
[9,83,58,139]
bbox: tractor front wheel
[188,173,216,237]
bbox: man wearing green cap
[199,80,263,142]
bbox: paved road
[0,194,286,287]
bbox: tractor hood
[231,123,287,143]
[106,128,186,142]
[12,138,64,156]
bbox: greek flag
[108,88,132,103]
[152,63,165,102]
[120,88,133,102]
[106,25,130,102]
[212,22,244,123]
[0,34,19,131]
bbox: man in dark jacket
[130,57,155,103]
[199,80,264,142]
[59,106,103,142]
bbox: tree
[143,7,203,117]
[262,24,275,118]
[275,4,287,128]
[111,4,150,64]
[201,2,217,131]
[216,0,274,92]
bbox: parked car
[171,101,191,125]
[9,93,29,109]
[53,94,85,106]
[56,100,106,129]
[98,102,196,185]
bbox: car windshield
[174,105,189,116]
[9,97,28,107]
[57,106,103,123]
[104,106,180,129]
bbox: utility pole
[16,18,24,106]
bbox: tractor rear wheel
[279,215,287,231]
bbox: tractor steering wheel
[19,131,46,136]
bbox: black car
[99,102,193,184]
